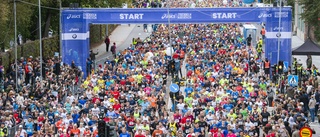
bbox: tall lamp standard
[276,0,283,74]
[14,0,18,90]
[38,0,43,88]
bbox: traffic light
[169,59,175,72]
[271,65,277,76]
[98,120,106,137]
[291,65,296,75]
[278,61,283,74]
[106,123,116,137]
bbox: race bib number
[129,122,134,125]
[175,119,179,123]
[234,95,237,98]
[254,122,258,126]
[142,85,145,87]
[263,118,268,122]
[185,129,189,133]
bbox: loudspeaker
[273,2,277,7]
[98,120,106,137]
[54,63,60,75]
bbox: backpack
[25,65,30,74]
[111,45,116,53]
[268,90,274,98]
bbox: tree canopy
[0,0,129,50]
[299,0,320,41]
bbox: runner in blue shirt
[119,128,131,137]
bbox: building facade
[293,0,306,41]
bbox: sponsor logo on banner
[275,12,289,18]
[161,13,192,19]
[119,13,144,19]
[66,14,81,19]
[69,28,80,32]
[258,13,272,18]
[273,27,283,31]
[212,13,237,19]
[83,13,97,19]
[72,34,77,39]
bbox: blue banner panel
[264,8,292,65]
[61,8,292,24]
[61,7,292,77]
[62,39,89,75]
[265,39,292,65]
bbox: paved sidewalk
[91,24,135,58]
[292,36,320,67]
[91,24,150,67]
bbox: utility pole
[59,0,62,56]
[277,0,282,74]
[166,0,172,57]
[39,0,43,88]
[14,0,18,91]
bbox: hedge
[0,25,118,72]
[0,36,59,72]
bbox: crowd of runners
[0,0,318,137]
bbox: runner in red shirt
[112,90,120,99]
[213,132,225,137]
[210,126,218,134]
[37,113,46,128]
[126,114,136,134]
[226,130,237,137]
[173,110,182,125]
[134,129,146,137]
[214,63,221,71]
[113,100,121,110]
[92,94,100,104]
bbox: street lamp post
[14,0,18,91]
[166,0,172,57]
[277,0,282,69]
[39,0,43,88]
[59,0,62,56]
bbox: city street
[91,24,150,67]
[92,23,320,136]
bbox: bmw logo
[72,34,77,39]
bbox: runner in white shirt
[16,125,27,137]
[66,94,75,104]
[103,96,111,107]
[91,104,100,116]
[176,100,185,111]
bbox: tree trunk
[43,11,52,38]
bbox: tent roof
[292,38,320,55]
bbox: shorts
[264,68,270,74]
[127,126,134,133]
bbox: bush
[0,24,118,73]
[0,36,60,73]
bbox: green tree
[299,0,320,41]
[0,0,127,50]
[0,1,12,51]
